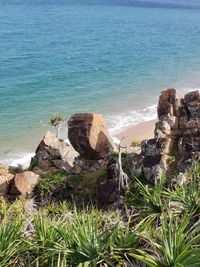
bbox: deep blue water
[1,0,200,163]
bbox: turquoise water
[1,0,200,164]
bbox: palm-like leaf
[129,213,200,266]
[0,219,26,266]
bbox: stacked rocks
[132,89,200,183]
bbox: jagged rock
[178,133,200,155]
[184,90,200,105]
[10,171,40,197]
[143,155,167,182]
[131,155,144,177]
[157,88,179,119]
[0,165,14,196]
[154,120,171,137]
[131,88,200,182]
[178,152,200,172]
[107,158,119,180]
[30,131,78,176]
[68,113,116,160]
[72,157,108,174]
[141,138,172,156]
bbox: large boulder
[0,165,14,196]
[30,131,78,176]
[68,113,116,159]
[10,171,40,197]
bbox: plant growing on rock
[49,113,65,138]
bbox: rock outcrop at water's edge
[1,90,200,201]
[68,113,116,173]
[68,113,116,160]
[30,131,78,176]
[132,88,200,183]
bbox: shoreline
[0,118,157,168]
[115,119,156,146]
[0,103,158,166]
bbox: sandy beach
[115,119,157,146]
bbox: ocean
[1,0,200,166]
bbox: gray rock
[31,131,78,175]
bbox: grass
[0,163,200,266]
[132,139,141,147]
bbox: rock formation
[30,131,78,176]
[68,113,116,159]
[132,89,200,183]
[68,113,116,173]
[0,165,14,196]
[10,171,40,197]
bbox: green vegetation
[132,139,141,146]
[38,171,67,195]
[49,113,64,137]
[167,154,176,164]
[1,164,200,266]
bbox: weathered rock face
[30,131,78,176]
[132,89,200,183]
[98,158,120,207]
[157,88,179,120]
[10,171,40,197]
[0,165,14,196]
[68,113,116,160]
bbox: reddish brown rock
[0,165,14,196]
[10,171,40,197]
[68,113,116,159]
[157,88,179,119]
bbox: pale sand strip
[115,119,157,146]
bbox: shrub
[49,113,64,137]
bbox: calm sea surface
[1,0,200,164]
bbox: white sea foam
[106,104,157,135]
[0,105,158,167]
[0,152,35,169]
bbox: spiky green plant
[129,213,200,266]
[164,175,200,215]
[108,222,140,265]
[29,215,66,266]
[54,210,113,266]
[133,177,167,225]
[0,219,26,266]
